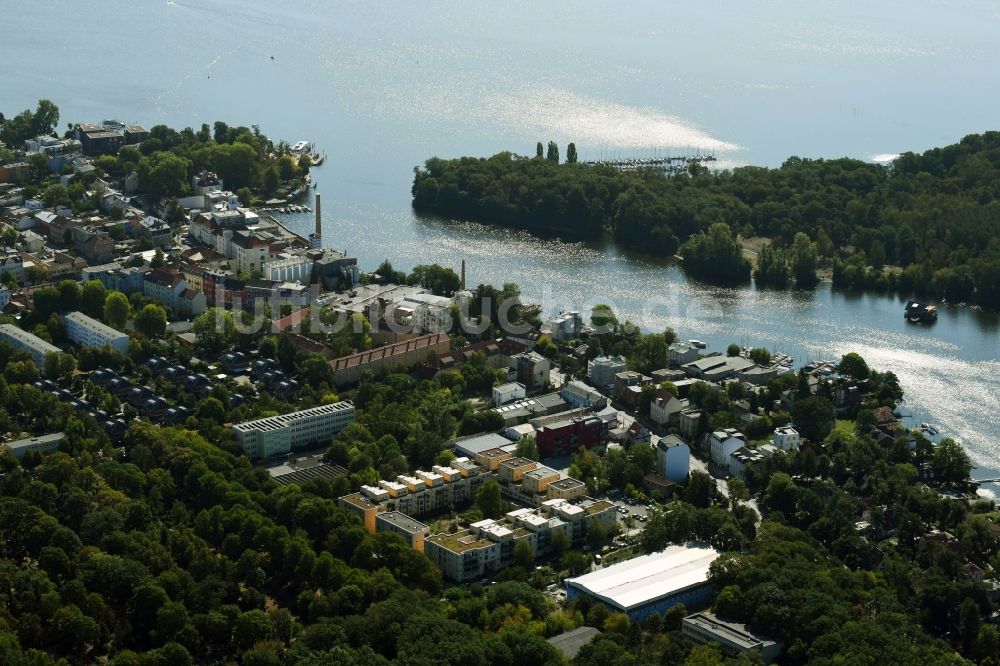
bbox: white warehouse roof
[566,544,720,612]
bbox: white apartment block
[230,231,271,275]
[709,428,745,468]
[413,302,452,333]
[493,381,526,407]
[772,426,801,451]
[544,311,582,340]
[62,311,129,352]
[588,355,627,388]
[0,324,61,368]
[0,253,25,284]
[3,432,66,460]
[233,401,355,460]
[650,390,686,426]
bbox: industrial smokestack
[461,259,465,291]
[314,193,322,236]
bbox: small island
[412,134,1000,306]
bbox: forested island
[412,133,1000,306]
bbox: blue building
[565,544,720,622]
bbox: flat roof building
[493,381,526,407]
[565,544,721,621]
[498,456,538,483]
[2,432,66,459]
[547,477,587,501]
[522,465,560,494]
[233,401,355,460]
[588,355,626,388]
[682,355,756,382]
[492,392,570,427]
[454,432,514,458]
[682,612,782,663]
[376,511,430,553]
[267,454,348,486]
[547,627,602,660]
[474,447,512,471]
[338,492,380,533]
[426,497,616,582]
[0,324,61,369]
[62,311,129,352]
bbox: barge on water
[904,300,938,323]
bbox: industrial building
[62,311,129,352]
[682,612,782,663]
[329,332,450,386]
[232,401,355,460]
[565,544,721,621]
[453,432,515,458]
[682,355,756,382]
[492,392,570,427]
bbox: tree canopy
[413,133,1000,304]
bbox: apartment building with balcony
[232,401,355,460]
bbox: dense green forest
[0,347,995,664]
[412,133,1000,304]
[0,305,997,663]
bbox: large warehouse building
[565,544,721,621]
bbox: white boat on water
[689,339,707,349]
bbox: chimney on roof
[308,193,322,250]
[315,193,321,236]
[461,259,465,291]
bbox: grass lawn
[834,419,856,437]
[602,544,639,566]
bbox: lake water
[4,0,999,477]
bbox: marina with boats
[583,153,717,174]
[255,139,325,214]
[905,300,939,323]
